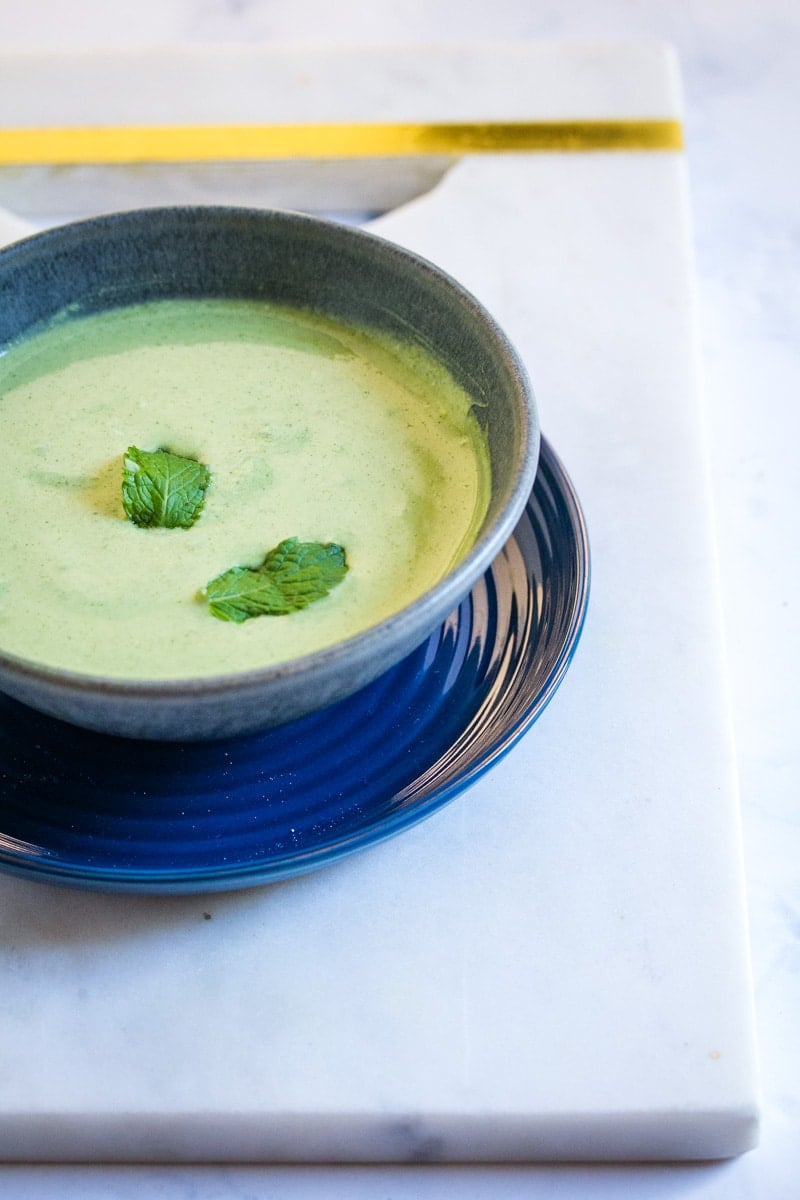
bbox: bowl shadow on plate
[0,607,492,908]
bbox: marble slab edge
[0,1104,759,1164]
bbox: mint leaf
[122,446,211,529]
[204,537,348,622]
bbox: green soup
[0,299,491,680]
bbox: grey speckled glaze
[0,207,539,740]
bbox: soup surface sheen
[0,299,490,679]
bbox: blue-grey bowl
[0,206,539,740]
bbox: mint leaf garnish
[203,537,348,622]
[122,446,211,529]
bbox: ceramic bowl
[0,206,539,740]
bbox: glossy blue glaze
[0,440,588,893]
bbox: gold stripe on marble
[0,120,683,165]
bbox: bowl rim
[0,205,541,701]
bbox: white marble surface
[0,63,759,1166]
[0,2,797,1197]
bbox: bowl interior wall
[0,208,527,529]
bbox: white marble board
[0,43,759,1162]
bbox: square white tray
[0,42,758,1162]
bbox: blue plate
[0,439,589,894]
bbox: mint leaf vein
[122,446,211,529]
[204,537,348,622]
